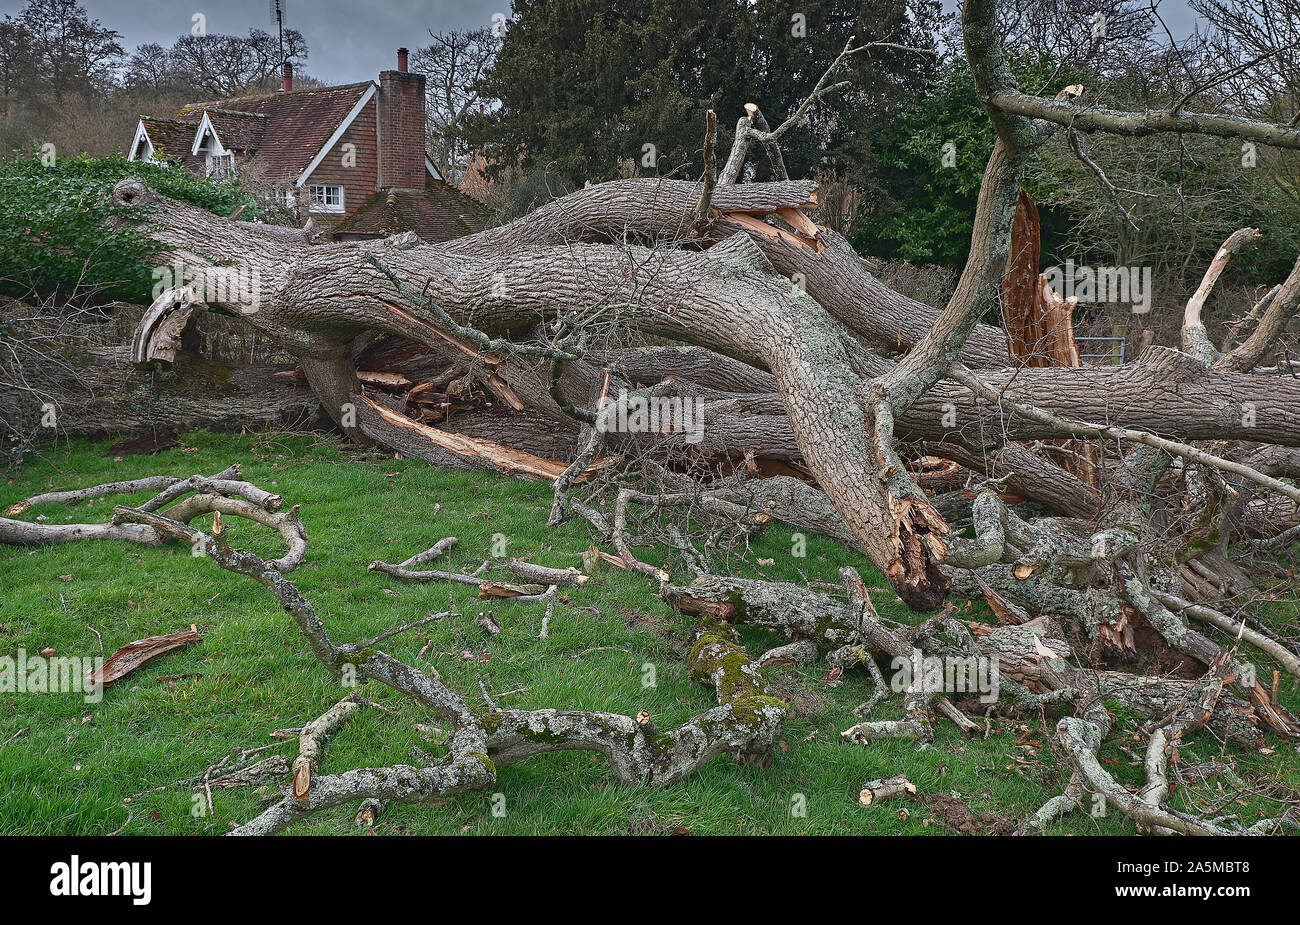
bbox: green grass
[1,431,1296,835]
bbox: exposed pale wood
[859,774,917,805]
[722,210,821,250]
[775,206,824,243]
[506,558,588,587]
[88,626,202,688]
[407,381,438,402]
[1182,227,1260,363]
[478,581,547,599]
[293,697,358,801]
[485,373,526,411]
[358,396,571,479]
[356,370,412,390]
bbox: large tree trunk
[109,175,1300,609]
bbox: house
[127,49,489,243]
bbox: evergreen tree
[467,0,944,188]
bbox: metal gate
[1075,335,1127,366]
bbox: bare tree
[1193,0,1300,118]
[411,27,499,183]
[0,18,32,100]
[121,42,179,93]
[5,0,123,103]
[163,28,308,98]
[994,0,1160,76]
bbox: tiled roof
[169,81,374,181]
[333,181,491,242]
[203,109,268,153]
[139,117,200,162]
[459,151,491,201]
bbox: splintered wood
[87,626,203,688]
[356,396,615,482]
[293,696,358,801]
[478,581,546,599]
[1001,189,1100,487]
[714,188,826,251]
[358,397,571,479]
[356,370,412,391]
[722,210,826,252]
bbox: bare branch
[1182,227,1261,363]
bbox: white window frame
[208,152,235,179]
[128,121,155,163]
[308,184,345,213]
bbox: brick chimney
[378,48,426,189]
[282,61,293,92]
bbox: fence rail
[1076,335,1127,366]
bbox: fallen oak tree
[108,62,1300,720]
[111,172,1300,596]
[13,0,1300,833]
[113,58,1300,599]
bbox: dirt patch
[1130,616,1204,679]
[767,666,829,720]
[615,603,687,654]
[1060,612,1202,680]
[927,794,1017,835]
[626,816,690,836]
[107,432,178,456]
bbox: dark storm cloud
[0,0,1204,85]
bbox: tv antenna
[269,0,286,65]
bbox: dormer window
[308,184,344,213]
[128,121,157,163]
[208,153,234,180]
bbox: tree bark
[109,170,1300,610]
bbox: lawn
[2,431,1296,835]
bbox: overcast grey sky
[1,0,511,83]
[1,0,1205,86]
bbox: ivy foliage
[0,153,258,304]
